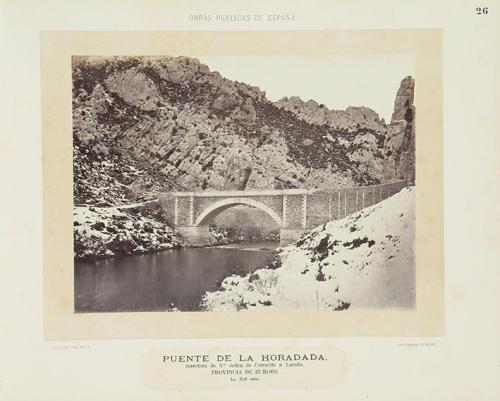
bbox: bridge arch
[194,197,283,227]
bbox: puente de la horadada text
[162,180,408,246]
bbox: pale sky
[196,54,415,122]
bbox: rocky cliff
[275,76,416,184]
[73,56,415,206]
[384,76,416,182]
[274,97,389,185]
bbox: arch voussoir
[194,197,283,227]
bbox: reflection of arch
[194,197,283,227]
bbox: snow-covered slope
[73,205,182,260]
[202,187,415,311]
[73,204,230,260]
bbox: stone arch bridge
[164,180,407,245]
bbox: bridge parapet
[170,188,313,197]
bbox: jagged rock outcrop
[383,76,416,182]
[223,148,253,190]
[276,77,416,185]
[72,56,415,207]
[274,98,388,183]
[232,97,257,124]
[275,97,385,132]
[391,76,415,121]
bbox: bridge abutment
[175,225,210,246]
[279,227,308,246]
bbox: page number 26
[476,7,488,14]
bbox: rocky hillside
[202,186,415,311]
[275,75,416,184]
[72,56,415,207]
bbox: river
[74,241,278,312]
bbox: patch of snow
[73,205,181,260]
[203,187,415,311]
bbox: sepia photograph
[5,0,499,398]
[72,53,416,313]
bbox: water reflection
[74,242,277,312]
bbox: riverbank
[73,200,238,261]
[73,205,182,260]
[202,187,415,311]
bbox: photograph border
[42,29,443,340]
